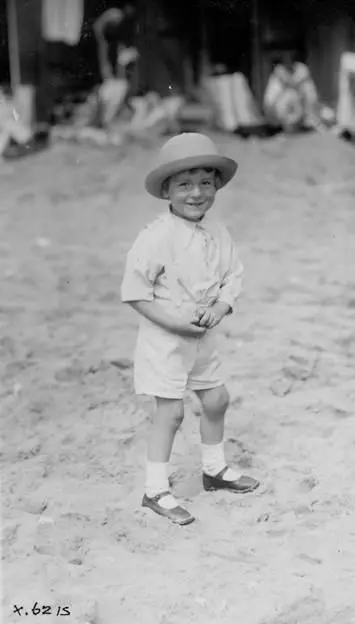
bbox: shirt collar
[168,205,213,231]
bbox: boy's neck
[169,204,204,223]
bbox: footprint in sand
[297,477,318,493]
[54,360,85,383]
[333,407,353,419]
[226,438,254,468]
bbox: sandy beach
[1,131,355,624]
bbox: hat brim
[145,154,238,199]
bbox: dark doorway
[204,0,253,81]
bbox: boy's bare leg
[195,385,229,445]
[147,397,184,462]
[195,385,259,491]
[143,397,195,523]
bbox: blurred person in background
[263,49,320,133]
[93,3,138,127]
[4,0,83,160]
[94,3,137,83]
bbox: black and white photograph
[1,0,355,622]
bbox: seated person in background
[263,49,320,132]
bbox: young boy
[121,133,259,526]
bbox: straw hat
[145,133,238,198]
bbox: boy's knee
[171,402,184,428]
[156,397,184,429]
[199,386,230,414]
[215,386,230,413]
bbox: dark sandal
[203,466,260,493]
[142,491,195,525]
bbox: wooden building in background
[1,0,354,109]
[204,0,355,108]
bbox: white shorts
[134,323,224,399]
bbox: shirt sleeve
[121,226,165,303]
[217,228,244,312]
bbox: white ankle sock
[201,442,226,476]
[201,442,241,480]
[145,461,178,509]
[146,461,169,496]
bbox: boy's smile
[166,168,217,222]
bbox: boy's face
[166,168,217,222]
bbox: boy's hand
[195,302,230,329]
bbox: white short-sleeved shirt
[121,209,243,316]
[120,209,244,397]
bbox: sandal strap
[215,466,229,479]
[149,490,173,504]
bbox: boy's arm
[129,300,206,337]
[121,228,205,337]
[129,300,176,330]
[121,227,163,304]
